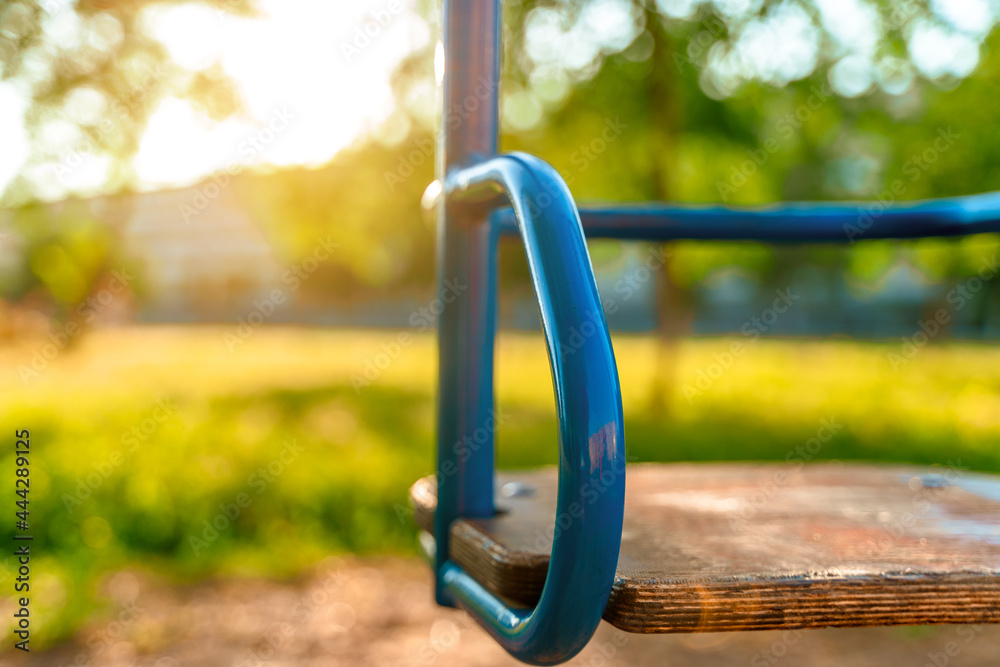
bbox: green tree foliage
[0,200,141,330]
[237,138,436,303]
[1,0,253,320]
[0,0,254,203]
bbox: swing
[416,2,1000,664]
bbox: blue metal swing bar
[432,1,1000,664]
[496,191,1000,242]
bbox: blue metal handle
[438,152,626,665]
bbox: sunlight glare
[134,0,428,188]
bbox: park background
[1,0,1000,664]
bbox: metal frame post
[434,0,501,606]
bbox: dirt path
[5,557,1000,666]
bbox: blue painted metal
[443,152,626,665]
[491,192,1000,242]
[434,0,500,608]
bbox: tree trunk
[645,4,687,414]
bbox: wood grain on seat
[411,463,1000,633]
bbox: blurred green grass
[1,326,999,646]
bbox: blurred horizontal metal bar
[491,191,1000,242]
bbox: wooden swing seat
[411,463,1000,633]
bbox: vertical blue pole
[434,0,500,606]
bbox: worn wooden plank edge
[411,476,546,603]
